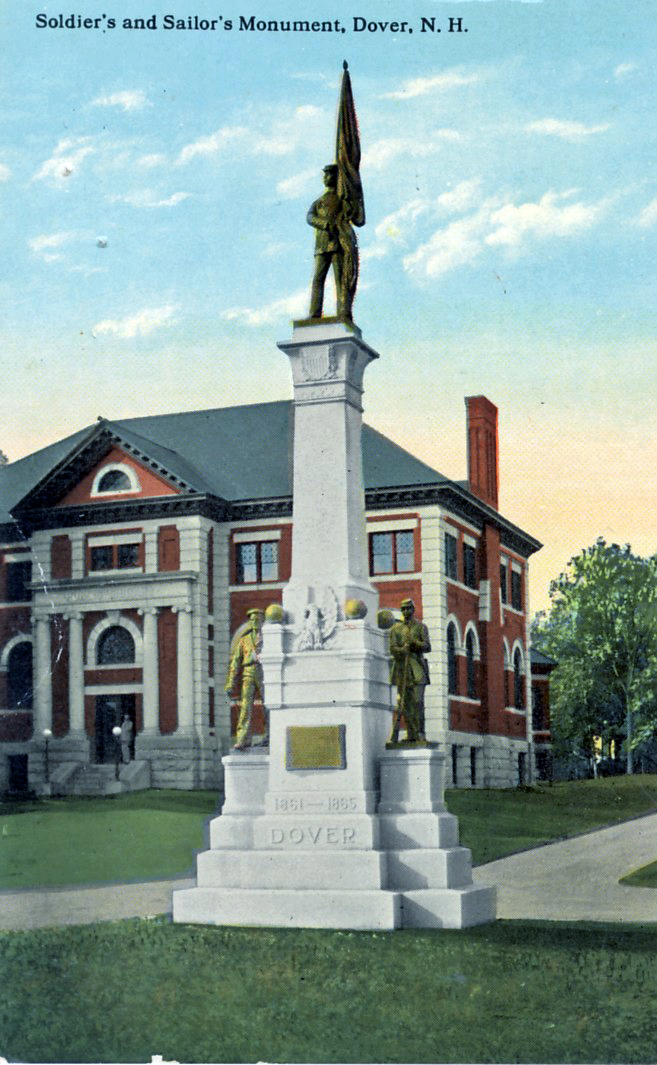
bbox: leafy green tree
[533,540,657,774]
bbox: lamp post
[112,725,122,780]
[43,728,53,784]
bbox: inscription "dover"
[270,826,356,845]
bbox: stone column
[65,612,85,733]
[139,607,160,733]
[174,605,194,731]
[32,613,52,735]
[277,321,380,624]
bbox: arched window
[514,648,525,709]
[7,642,33,709]
[97,626,135,666]
[466,630,477,699]
[447,623,458,695]
[97,469,131,493]
[92,463,140,496]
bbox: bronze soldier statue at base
[387,598,431,745]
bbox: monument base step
[172,882,495,930]
[401,885,497,929]
[172,886,401,930]
[197,849,386,890]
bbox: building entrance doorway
[94,694,136,764]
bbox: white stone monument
[172,320,495,929]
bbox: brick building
[0,395,550,794]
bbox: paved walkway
[0,877,194,931]
[1,814,657,931]
[472,811,657,923]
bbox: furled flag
[336,61,365,228]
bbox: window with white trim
[447,623,459,695]
[89,542,141,572]
[96,626,135,666]
[463,543,477,589]
[514,648,525,709]
[236,540,279,584]
[445,533,458,580]
[369,530,414,575]
[511,568,523,611]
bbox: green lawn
[1,776,657,889]
[621,861,657,889]
[2,918,657,1063]
[446,774,657,865]
[0,790,219,889]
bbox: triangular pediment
[57,445,179,506]
[11,420,205,516]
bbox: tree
[0,450,8,466]
[533,540,657,774]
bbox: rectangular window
[511,570,523,610]
[445,533,458,580]
[451,745,459,787]
[370,530,415,575]
[6,561,32,602]
[90,546,113,571]
[518,752,527,786]
[463,544,477,589]
[236,541,279,584]
[470,747,477,786]
[500,562,508,603]
[532,686,547,731]
[117,543,139,568]
[90,543,141,572]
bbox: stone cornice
[14,493,229,532]
[33,569,199,593]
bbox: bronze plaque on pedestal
[286,725,346,770]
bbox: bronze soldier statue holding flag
[307,62,365,321]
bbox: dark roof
[530,647,558,667]
[0,400,541,556]
[0,401,449,524]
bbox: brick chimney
[465,395,499,510]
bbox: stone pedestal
[172,746,494,929]
[173,320,495,929]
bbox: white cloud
[383,69,480,100]
[403,189,606,280]
[177,106,326,170]
[109,189,191,208]
[375,198,431,244]
[251,105,324,156]
[276,167,317,200]
[436,178,483,213]
[614,62,638,81]
[0,163,11,182]
[636,197,657,228]
[137,153,168,169]
[362,131,459,172]
[29,230,78,262]
[93,305,178,338]
[33,137,94,184]
[221,289,308,327]
[176,127,248,165]
[404,208,491,279]
[525,118,611,141]
[486,191,605,247]
[91,90,149,112]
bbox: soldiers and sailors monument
[173,64,495,930]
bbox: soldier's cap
[400,598,415,609]
[323,163,338,175]
[246,608,264,619]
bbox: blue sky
[2,0,656,613]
